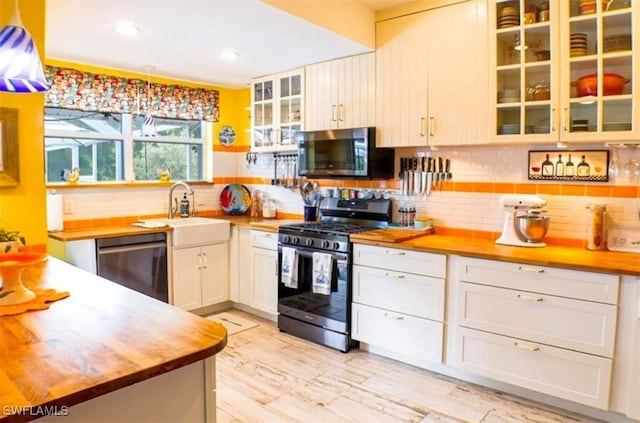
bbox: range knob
[283,235,290,243]
[306,239,313,247]
[291,236,299,244]
[321,240,330,249]
[333,242,341,250]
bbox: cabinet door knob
[513,342,540,352]
[518,266,544,273]
[429,116,436,137]
[517,294,544,302]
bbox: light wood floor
[216,310,600,423]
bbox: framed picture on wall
[528,149,609,182]
[0,108,19,187]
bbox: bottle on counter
[586,204,607,251]
[577,155,591,177]
[179,193,190,218]
[250,189,262,218]
[541,154,554,177]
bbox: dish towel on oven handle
[281,247,298,289]
[312,252,333,295]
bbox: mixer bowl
[516,214,550,243]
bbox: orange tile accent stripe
[435,226,584,247]
[213,145,251,153]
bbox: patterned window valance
[44,66,219,122]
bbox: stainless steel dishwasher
[96,232,168,302]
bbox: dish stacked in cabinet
[351,244,446,368]
[454,256,618,409]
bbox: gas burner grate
[280,222,374,235]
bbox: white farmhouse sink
[139,217,230,247]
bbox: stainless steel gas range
[277,197,392,352]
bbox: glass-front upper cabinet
[251,68,304,152]
[490,0,637,142]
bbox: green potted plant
[0,229,25,253]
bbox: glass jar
[586,204,607,250]
[538,2,549,22]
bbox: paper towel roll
[46,191,64,232]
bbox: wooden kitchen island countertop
[0,257,227,422]
[352,232,640,276]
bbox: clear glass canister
[586,204,607,250]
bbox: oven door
[277,245,351,334]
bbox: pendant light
[0,0,50,92]
[141,65,157,137]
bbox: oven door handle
[279,245,348,261]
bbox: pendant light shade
[0,1,50,93]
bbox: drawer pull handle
[518,266,544,274]
[517,294,544,302]
[384,312,404,320]
[385,250,406,256]
[385,272,405,279]
[514,342,539,352]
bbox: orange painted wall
[0,0,47,246]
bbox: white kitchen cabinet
[352,244,446,367]
[251,68,304,152]
[375,0,488,147]
[610,276,640,420]
[236,228,278,317]
[48,238,97,274]
[458,281,617,356]
[305,53,375,131]
[172,243,229,311]
[456,326,613,409]
[490,0,639,142]
[453,255,618,409]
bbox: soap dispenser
[179,193,190,218]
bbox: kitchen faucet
[168,181,193,219]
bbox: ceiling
[46,0,412,89]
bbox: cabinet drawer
[353,265,444,321]
[354,244,446,278]
[250,230,277,250]
[459,257,619,304]
[352,303,443,364]
[458,282,617,357]
[455,327,612,410]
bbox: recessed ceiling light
[114,23,141,37]
[220,49,239,61]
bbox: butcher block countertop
[48,225,172,242]
[0,257,227,422]
[352,232,640,277]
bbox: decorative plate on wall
[219,125,236,146]
[219,184,251,215]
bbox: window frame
[44,108,212,184]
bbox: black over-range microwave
[296,127,395,179]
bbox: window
[44,108,209,183]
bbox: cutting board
[350,227,435,243]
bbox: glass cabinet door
[564,0,634,139]
[494,0,557,141]
[278,74,302,146]
[492,0,636,142]
[252,79,274,148]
